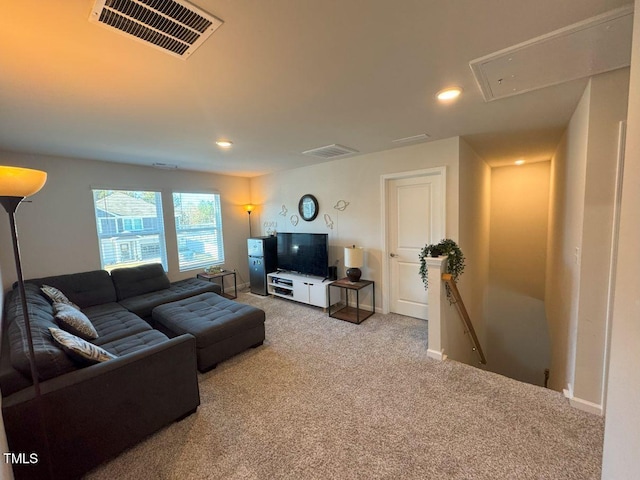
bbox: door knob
[390,253,397,257]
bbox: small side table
[197,270,237,299]
[328,278,375,324]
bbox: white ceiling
[0,0,632,176]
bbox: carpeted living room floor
[87,292,604,480]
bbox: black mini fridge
[248,236,277,295]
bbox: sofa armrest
[3,334,200,480]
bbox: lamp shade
[0,166,47,197]
[244,204,255,213]
[344,246,364,268]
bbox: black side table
[328,278,375,324]
[197,270,237,299]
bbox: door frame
[380,167,447,315]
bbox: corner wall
[546,67,629,406]
[602,0,640,475]
[0,151,251,290]
[456,138,491,365]
[486,161,551,386]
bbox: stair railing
[441,273,486,365]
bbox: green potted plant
[418,238,465,295]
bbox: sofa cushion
[98,330,170,357]
[117,278,221,319]
[49,328,116,365]
[53,302,98,340]
[6,284,77,381]
[111,263,170,301]
[85,305,153,346]
[152,293,265,348]
[25,270,117,308]
[41,285,80,310]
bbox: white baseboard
[427,349,447,361]
[563,383,603,416]
[563,383,573,399]
[569,397,603,416]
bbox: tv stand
[267,271,339,308]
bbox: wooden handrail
[441,273,486,365]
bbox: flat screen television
[277,232,328,278]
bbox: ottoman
[152,292,265,372]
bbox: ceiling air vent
[302,144,359,159]
[90,0,223,59]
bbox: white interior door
[387,171,444,319]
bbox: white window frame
[92,189,168,271]
[172,191,225,272]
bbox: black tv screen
[277,233,329,278]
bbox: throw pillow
[53,302,98,340]
[41,285,80,310]
[49,327,116,365]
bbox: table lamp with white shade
[344,245,364,282]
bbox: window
[92,189,168,270]
[173,192,224,271]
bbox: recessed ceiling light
[216,140,233,148]
[436,86,463,102]
[515,159,526,165]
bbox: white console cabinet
[267,271,338,308]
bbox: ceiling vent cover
[90,0,223,59]
[302,144,359,159]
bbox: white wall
[250,137,461,312]
[602,0,640,475]
[456,138,491,365]
[486,161,551,386]
[0,151,252,290]
[573,68,629,407]
[545,68,630,404]
[545,82,590,393]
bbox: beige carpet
[87,292,603,479]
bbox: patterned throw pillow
[49,327,116,365]
[41,285,80,310]
[53,302,98,340]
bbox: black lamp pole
[0,197,41,395]
[1,194,53,479]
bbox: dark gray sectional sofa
[0,263,222,480]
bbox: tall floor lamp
[244,204,255,237]
[0,166,50,475]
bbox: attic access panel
[90,0,223,59]
[470,5,633,102]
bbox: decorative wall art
[290,215,299,226]
[298,194,319,221]
[279,205,288,216]
[324,214,334,230]
[333,200,349,211]
[263,221,277,236]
